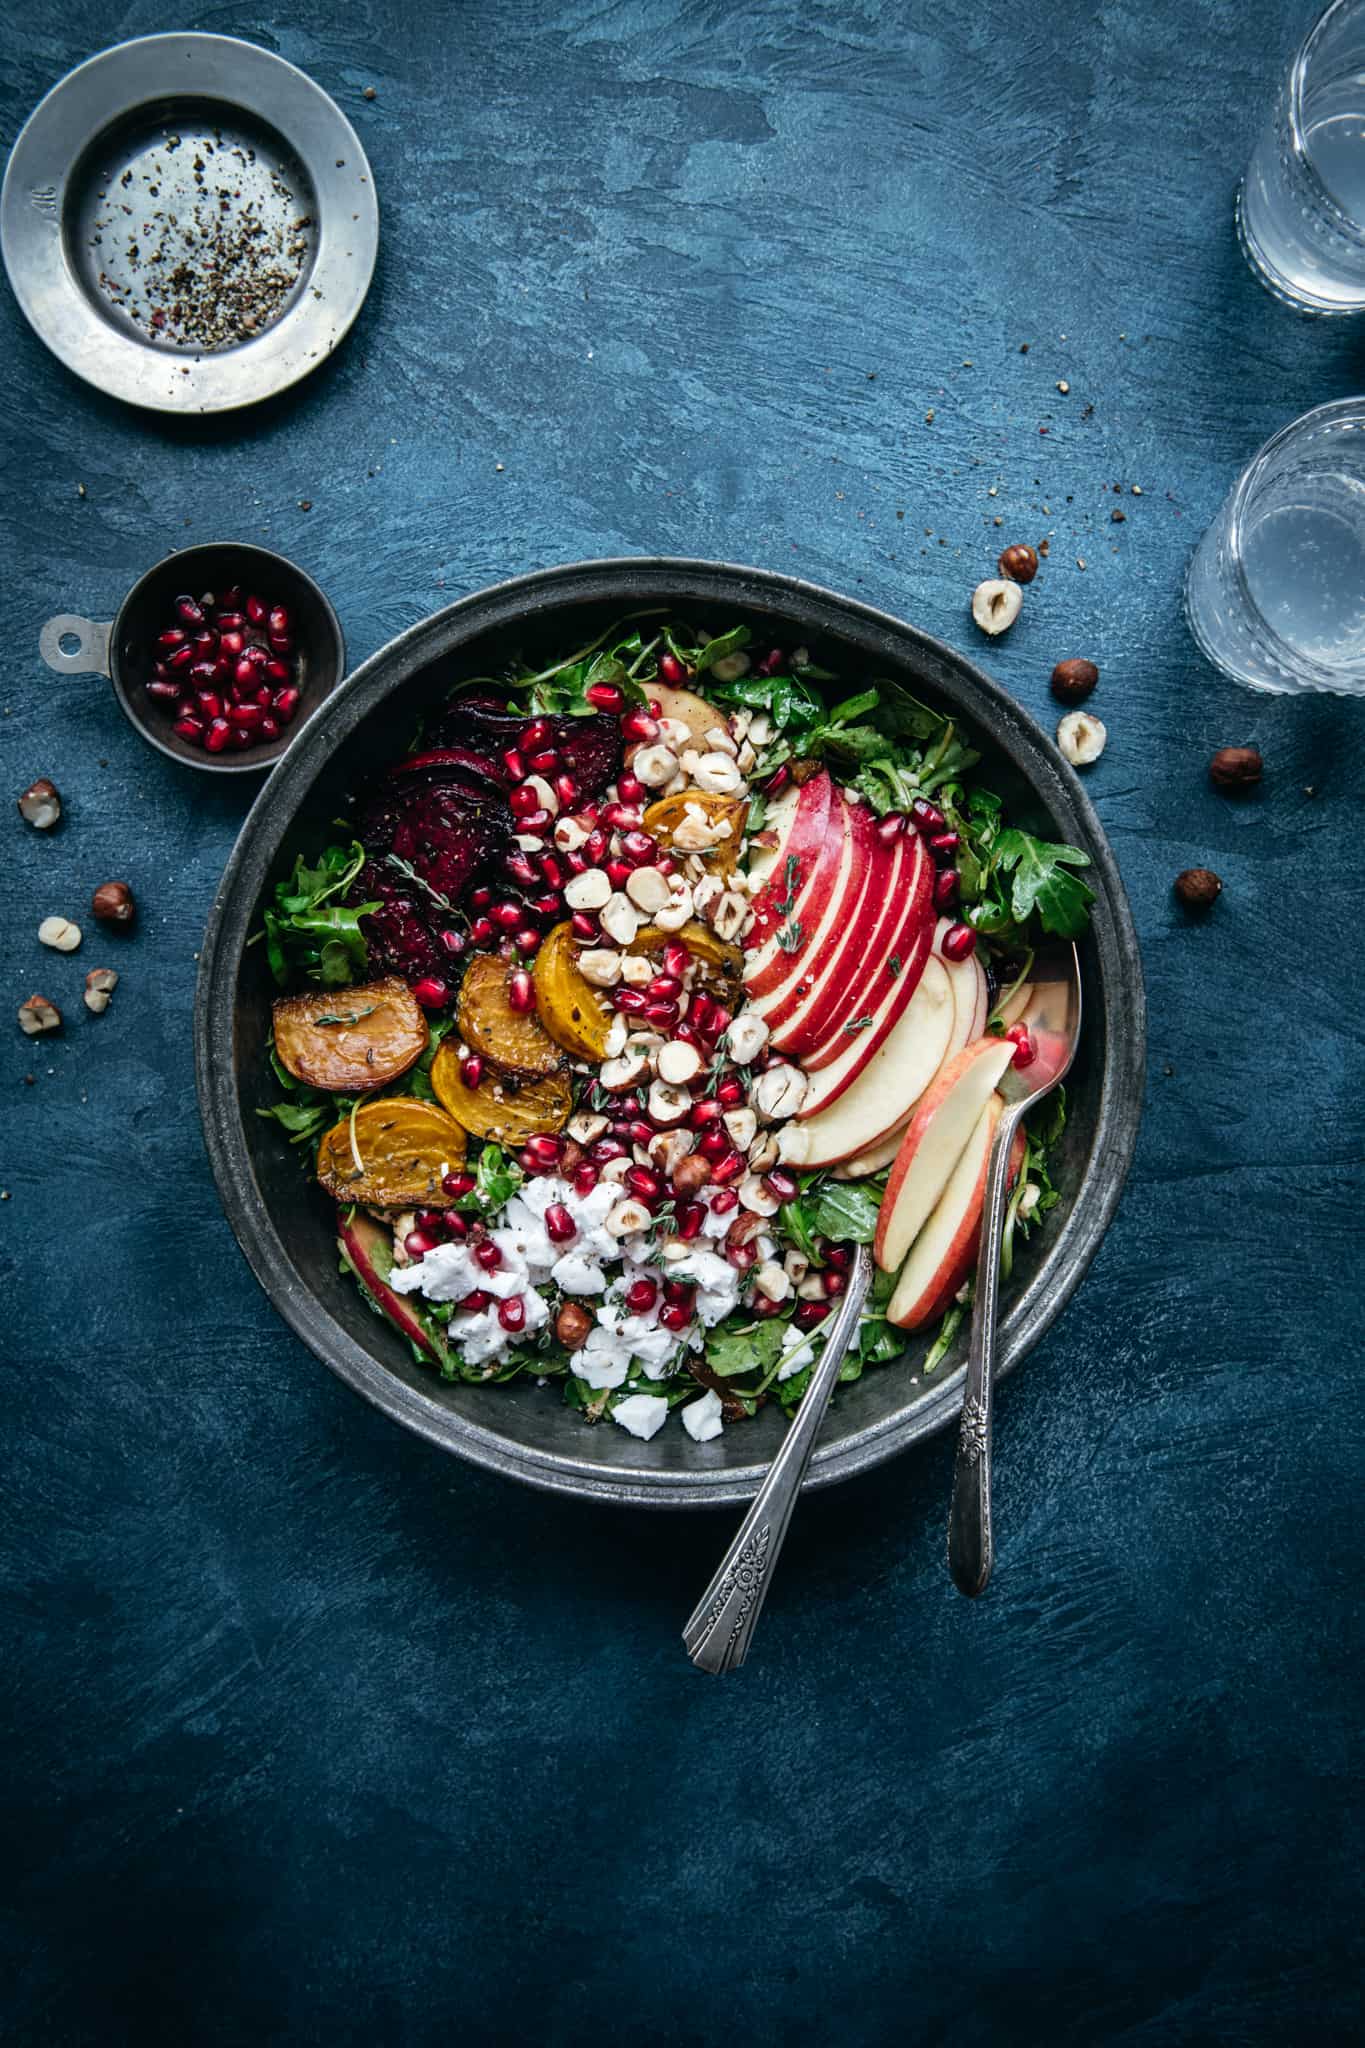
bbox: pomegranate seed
[473,1239,503,1272]
[929,830,961,858]
[709,1005,732,1037]
[690,1098,724,1129]
[528,891,561,918]
[507,968,536,1013]
[602,802,642,831]
[165,642,196,671]
[538,852,565,889]
[608,987,643,1014]
[245,594,268,625]
[585,681,624,711]
[205,718,232,753]
[190,629,218,652]
[941,922,977,962]
[503,852,538,888]
[173,715,205,743]
[757,647,785,676]
[157,627,188,650]
[553,774,578,810]
[875,811,906,842]
[621,830,656,864]
[527,748,559,775]
[728,1240,758,1272]
[663,1278,694,1306]
[569,911,598,942]
[647,974,682,1003]
[796,1299,832,1328]
[498,1295,526,1332]
[490,900,523,930]
[606,859,634,890]
[519,718,552,752]
[259,715,281,741]
[562,848,589,877]
[470,885,492,909]
[571,1162,599,1197]
[502,747,527,782]
[911,797,947,836]
[625,1276,658,1313]
[146,678,182,702]
[625,1119,653,1150]
[404,1229,438,1259]
[584,826,609,864]
[416,1209,449,1235]
[933,869,960,910]
[265,657,292,685]
[751,1288,783,1314]
[673,1201,704,1240]
[273,687,301,724]
[411,975,450,1008]
[670,1020,703,1049]
[643,1002,677,1030]
[194,690,224,721]
[174,594,205,627]
[708,1186,740,1216]
[219,629,246,658]
[697,1125,730,1161]
[657,1302,690,1332]
[715,1074,745,1108]
[514,928,541,956]
[524,1133,564,1169]
[460,1054,484,1088]
[710,1149,746,1185]
[763,764,791,797]
[243,643,270,671]
[824,1243,853,1270]
[687,993,716,1038]
[544,1202,577,1243]
[1008,1023,1036,1068]
[230,727,255,751]
[267,604,290,637]
[621,709,659,742]
[459,1289,492,1313]
[509,784,540,819]
[613,772,643,805]
[469,916,495,945]
[657,651,685,685]
[765,1167,800,1202]
[624,1164,663,1204]
[520,808,551,834]
[232,656,258,688]
[213,610,245,631]
[823,1270,846,1297]
[229,703,263,730]
[588,1137,628,1164]
[442,1170,475,1198]
[438,928,467,956]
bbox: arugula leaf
[781,1176,883,1248]
[261,840,378,988]
[990,829,1095,938]
[704,1319,787,1378]
[692,624,752,676]
[256,1097,334,1144]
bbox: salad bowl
[195,558,1145,1508]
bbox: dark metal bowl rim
[195,556,1146,1509]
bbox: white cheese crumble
[611,1394,670,1440]
[681,1389,724,1443]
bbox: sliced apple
[994,979,1033,1030]
[933,916,988,1060]
[831,1121,911,1178]
[786,955,954,1168]
[339,1211,446,1364]
[762,818,916,1049]
[744,772,847,986]
[886,1108,1026,1331]
[750,800,885,1028]
[792,833,934,1067]
[873,1035,1016,1272]
[792,911,937,1116]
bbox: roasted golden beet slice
[429,1043,572,1144]
[642,788,748,858]
[273,976,427,1092]
[316,1098,467,1208]
[627,919,743,984]
[533,921,612,1061]
[456,952,565,1077]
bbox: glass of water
[1185,399,1365,694]
[1238,0,1365,312]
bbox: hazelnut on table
[92,880,136,925]
[971,579,1023,636]
[997,544,1038,584]
[1056,711,1106,768]
[1209,747,1262,790]
[1174,868,1222,909]
[1051,658,1099,704]
[18,994,62,1035]
[17,778,61,829]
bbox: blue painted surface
[3,3,1363,2041]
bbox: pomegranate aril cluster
[147,585,300,754]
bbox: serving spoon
[947,943,1082,1598]
[682,1245,873,1673]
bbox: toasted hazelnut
[647,1078,692,1126]
[738,1173,781,1217]
[997,543,1038,584]
[576,948,623,989]
[1174,867,1222,909]
[631,743,680,788]
[746,1131,779,1173]
[555,1302,594,1351]
[600,1049,649,1091]
[1051,658,1099,704]
[605,1196,652,1237]
[37,915,82,952]
[1209,746,1262,791]
[709,890,748,942]
[752,1063,808,1120]
[690,750,744,795]
[17,778,61,830]
[83,967,119,1013]
[672,1154,713,1196]
[656,1039,702,1085]
[971,578,1023,636]
[709,651,751,683]
[722,1106,758,1153]
[753,1259,793,1304]
[624,865,672,914]
[92,880,136,925]
[567,1110,609,1145]
[1056,711,1107,767]
[18,993,61,1035]
[564,867,611,911]
[724,1012,770,1064]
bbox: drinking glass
[1185,399,1365,694]
[1238,0,1365,312]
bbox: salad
[259,617,1091,1442]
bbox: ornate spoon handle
[947,1105,1023,1598]
[683,1246,872,1673]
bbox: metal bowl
[195,560,1146,1508]
[39,541,345,775]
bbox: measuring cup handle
[39,614,112,677]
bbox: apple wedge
[994,979,1033,1030]
[790,910,936,1117]
[831,1121,911,1178]
[885,1108,1026,1331]
[750,801,886,1028]
[785,955,953,1168]
[873,1034,1016,1272]
[339,1211,445,1365]
[764,820,918,1052]
[794,834,934,1067]
[744,768,840,967]
[934,916,988,1058]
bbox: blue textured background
[3,3,1363,2042]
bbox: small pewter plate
[2,33,378,414]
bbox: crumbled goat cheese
[681,1389,725,1442]
[611,1394,671,1441]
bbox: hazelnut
[17,778,61,830]
[1051,658,1099,704]
[83,967,119,1013]
[672,1154,713,1196]
[1056,711,1107,767]
[997,543,1038,584]
[1209,746,1262,791]
[1174,868,1222,909]
[37,915,82,952]
[555,1302,594,1351]
[971,578,1023,636]
[18,994,62,1035]
[656,1039,702,1085]
[753,1260,793,1304]
[92,880,136,925]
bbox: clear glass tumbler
[1185,399,1365,695]
[1238,0,1365,312]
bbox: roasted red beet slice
[426,696,620,794]
[552,716,621,797]
[389,746,508,785]
[350,862,447,980]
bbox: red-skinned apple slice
[750,800,886,1027]
[831,1121,912,1178]
[784,955,954,1168]
[885,1108,1026,1331]
[792,910,936,1114]
[788,832,934,1067]
[744,768,838,967]
[872,1034,1016,1272]
[339,1211,446,1364]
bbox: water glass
[1238,0,1365,312]
[1185,399,1365,694]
